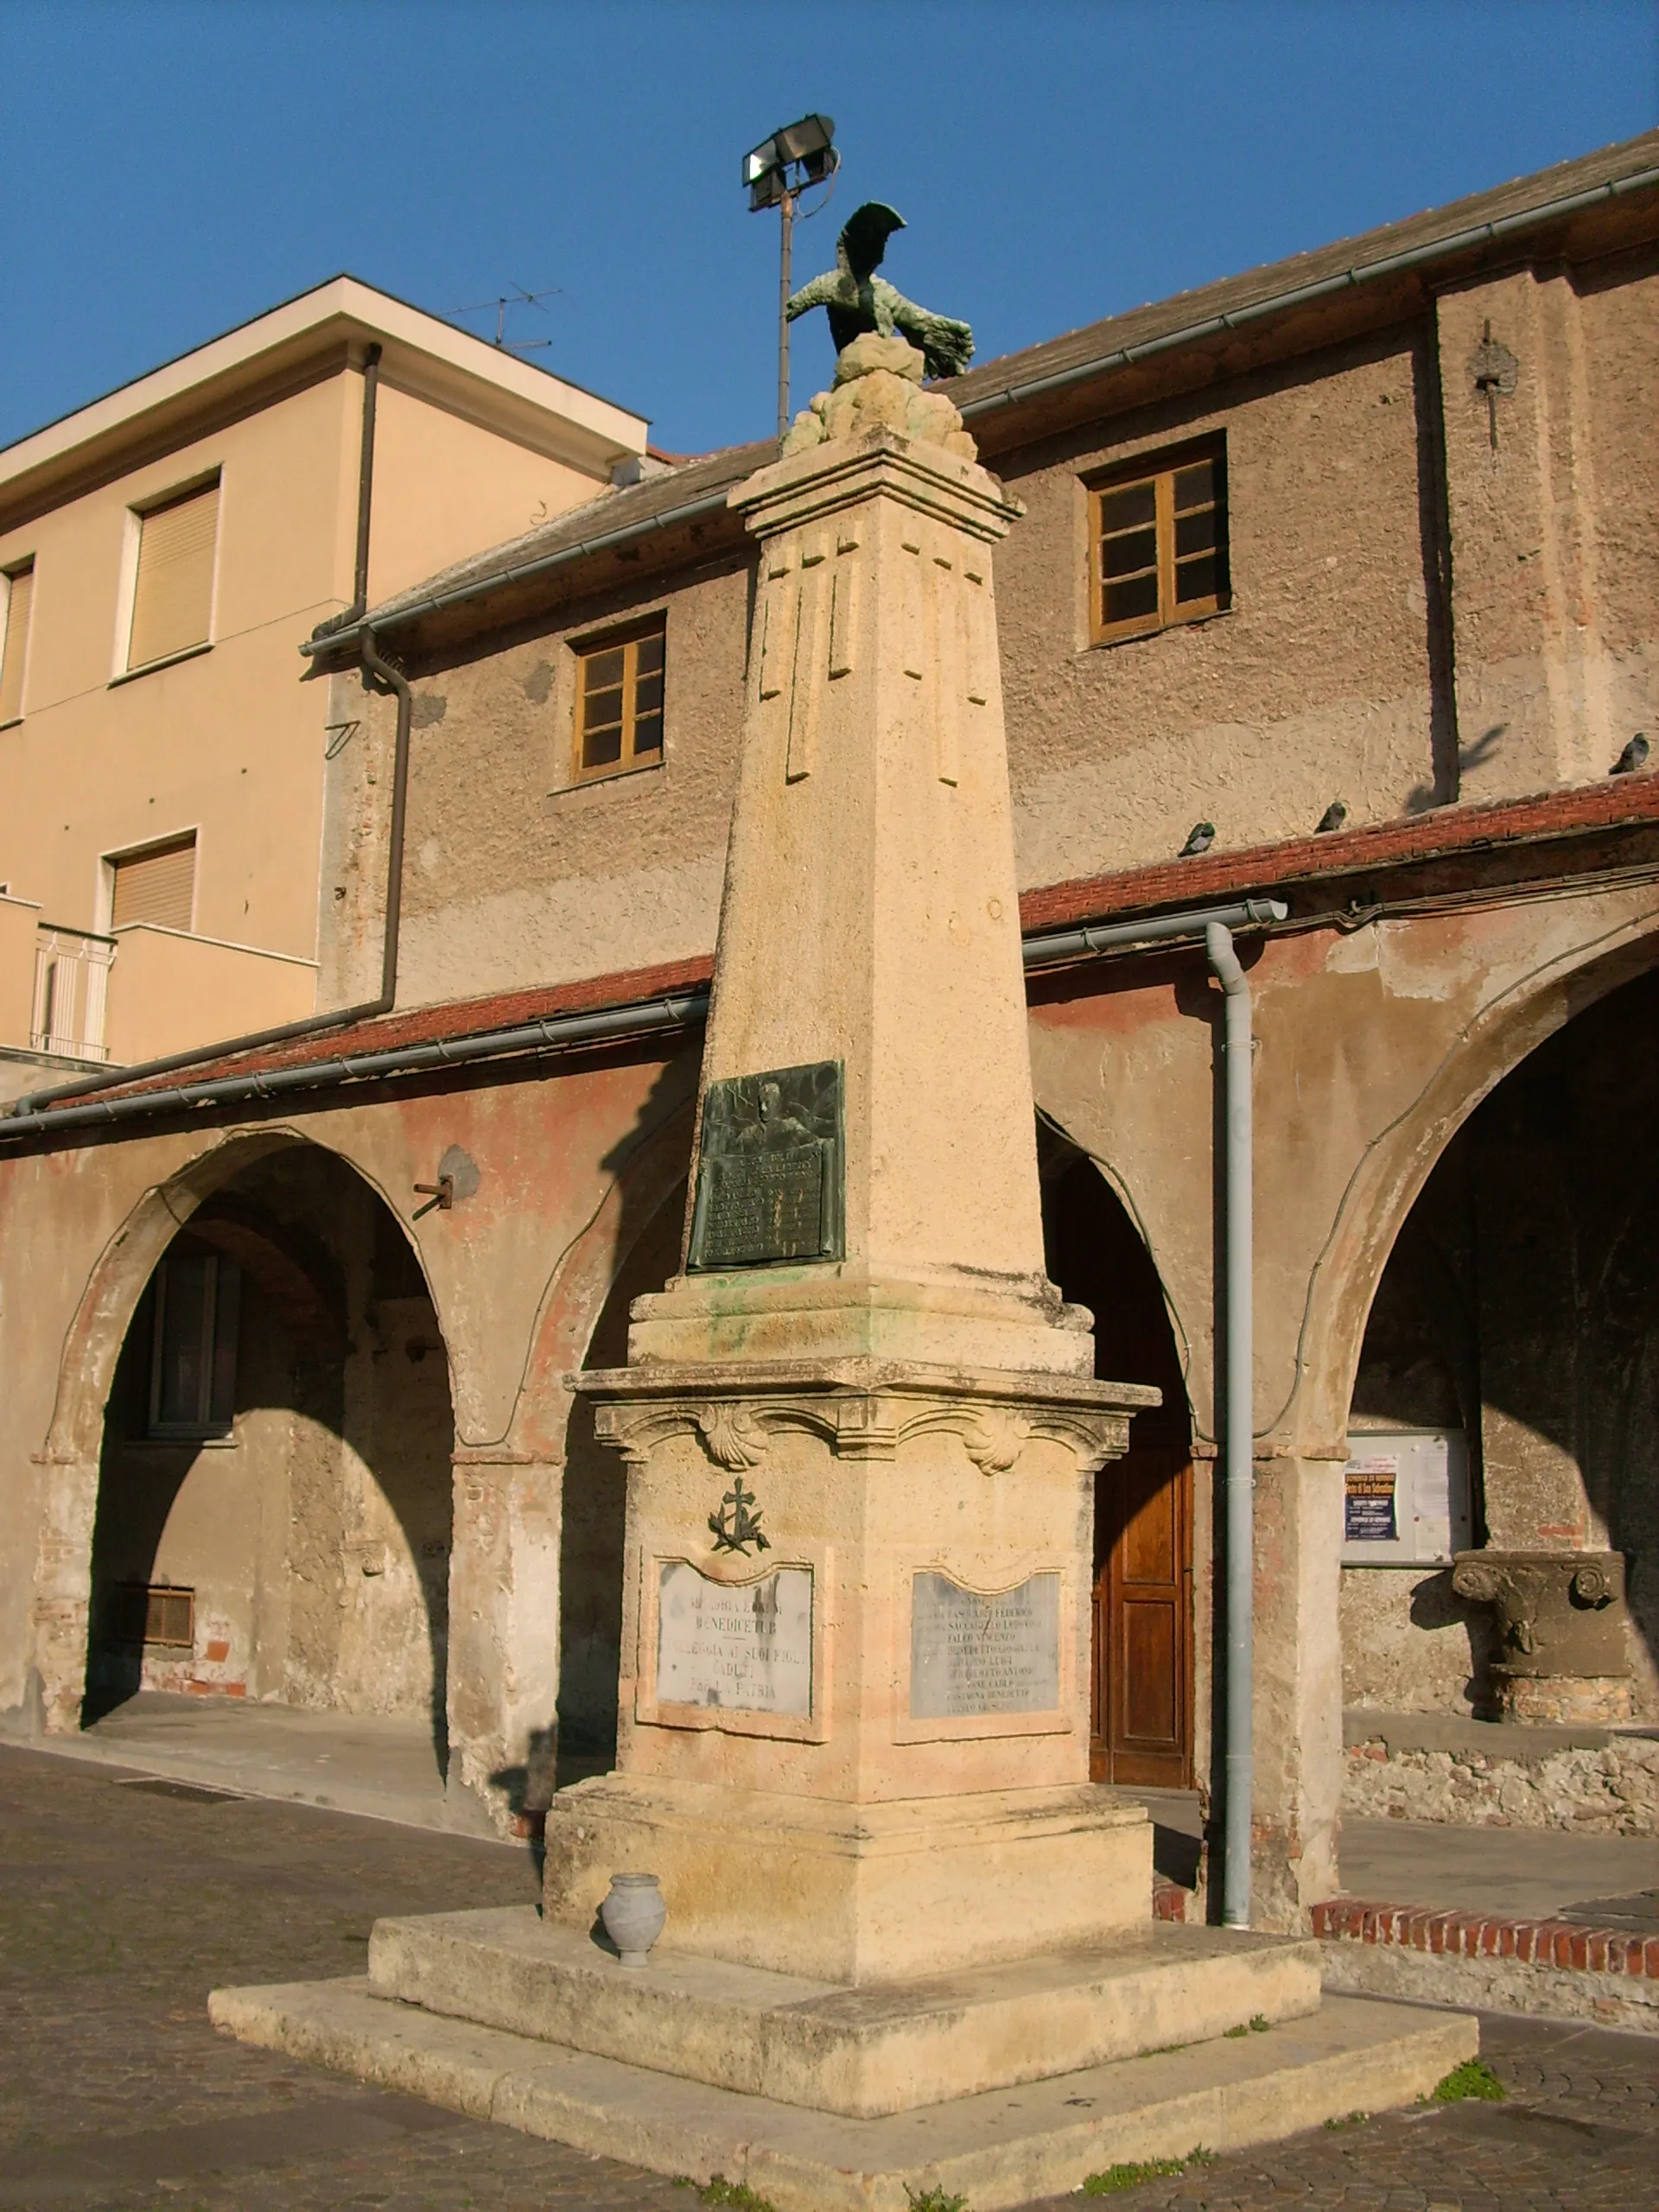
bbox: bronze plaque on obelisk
[687,1060,844,1270]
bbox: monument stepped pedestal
[211,1973,1473,2212]
[212,338,1475,2201]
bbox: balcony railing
[31,925,114,1061]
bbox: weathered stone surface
[834,333,925,385]
[365,1904,1322,2116]
[781,340,977,461]
[1343,1727,1659,1833]
[539,1775,1153,1985]
[210,1974,1477,2212]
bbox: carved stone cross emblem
[709,1477,771,1556]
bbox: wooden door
[1091,1445,1192,1786]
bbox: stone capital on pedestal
[575,1356,1150,1480]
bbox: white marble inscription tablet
[656,1561,813,1715]
[910,1570,1061,1719]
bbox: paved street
[3,1743,1655,2211]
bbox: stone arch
[491,1101,694,1782]
[1037,1116,1200,1793]
[511,1099,696,1463]
[1291,912,1659,1460]
[33,1124,450,1739]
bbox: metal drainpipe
[350,345,381,622]
[358,624,411,1007]
[7,342,408,1119]
[1206,920,1255,1929]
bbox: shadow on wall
[1347,965,1659,1716]
[81,1147,456,1772]
[1038,1124,1199,1809]
[553,1175,689,1788]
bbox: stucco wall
[322,562,751,1013]
[996,332,1444,885]
[359,255,1658,1015]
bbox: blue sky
[3,1,1656,456]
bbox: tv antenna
[450,282,562,353]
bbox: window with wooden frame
[572,620,665,781]
[109,832,197,933]
[0,560,35,724]
[148,1249,240,1438]
[126,476,219,672]
[1089,446,1227,645]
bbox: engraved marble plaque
[687,1061,843,1270]
[909,1571,1061,1719]
[656,1561,813,1714]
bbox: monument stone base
[540,1774,1153,1985]
[209,1973,1478,2212]
[363,1906,1322,2116]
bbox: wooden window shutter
[128,481,219,670]
[0,563,34,722]
[111,834,196,931]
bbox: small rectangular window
[573,620,665,781]
[108,1584,195,1649]
[127,479,219,671]
[0,561,35,723]
[1090,448,1226,645]
[148,1250,239,1437]
[111,832,197,932]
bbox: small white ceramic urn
[600,1871,666,1966]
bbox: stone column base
[541,1772,1152,1986]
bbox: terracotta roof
[33,776,1659,1116]
[1019,773,1659,938]
[324,136,1659,663]
[338,438,768,639]
[68,953,715,1105]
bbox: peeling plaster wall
[0,1044,700,1834]
[1437,257,1659,803]
[79,1149,454,1728]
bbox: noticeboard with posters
[1340,1429,1471,1567]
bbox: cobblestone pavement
[3,1745,1656,2211]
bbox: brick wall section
[1313,1897,1659,1980]
[1152,1877,1188,1923]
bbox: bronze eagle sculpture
[785,202,975,380]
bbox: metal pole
[777,185,795,442]
[1206,920,1255,1929]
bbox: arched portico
[1293,914,1659,1462]
[39,1134,459,1793]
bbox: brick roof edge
[27,775,1659,1114]
[1018,774,1659,936]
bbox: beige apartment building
[0,276,647,1093]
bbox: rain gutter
[957,165,1659,424]
[301,485,739,659]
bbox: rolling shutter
[111,835,196,931]
[0,563,34,722]
[128,481,219,670]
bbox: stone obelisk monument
[214,259,1475,2195]
[544,334,1160,1985]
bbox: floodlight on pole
[742,113,838,441]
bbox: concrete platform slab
[2,1694,491,1836]
[368,1905,1322,2115]
[209,1977,1476,2212]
